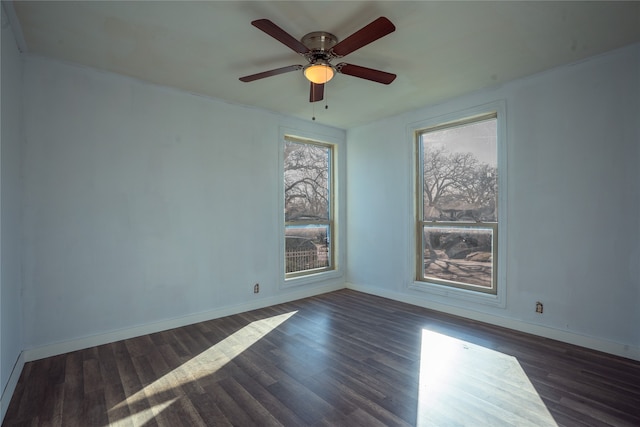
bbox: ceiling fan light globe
[304,64,335,84]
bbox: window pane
[284,141,330,221]
[422,119,497,222]
[285,225,330,273]
[422,226,494,289]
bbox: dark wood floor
[4,289,640,426]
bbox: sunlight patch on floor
[108,310,297,422]
[108,397,178,427]
[417,330,557,427]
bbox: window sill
[409,280,505,308]
[282,269,343,289]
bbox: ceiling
[7,1,640,129]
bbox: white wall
[0,3,24,419]
[346,43,640,359]
[21,57,345,355]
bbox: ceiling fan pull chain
[324,82,328,111]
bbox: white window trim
[407,100,507,308]
[278,127,345,288]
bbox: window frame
[279,129,343,287]
[284,136,335,278]
[409,101,507,307]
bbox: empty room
[1,1,639,426]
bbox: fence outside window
[285,247,328,273]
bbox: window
[284,136,334,278]
[416,112,499,294]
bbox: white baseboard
[24,282,345,362]
[346,282,640,362]
[0,351,25,424]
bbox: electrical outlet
[535,301,543,314]
[253,283,260,294]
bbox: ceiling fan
[239,17,397,103]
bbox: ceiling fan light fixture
[304,62,335,84]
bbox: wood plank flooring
[4,289,640,426]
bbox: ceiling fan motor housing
[301,31,338,52]
[302,31,340,65]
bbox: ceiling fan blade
[251,19,310,54]
[337,63,396,85]
[331,17,395,57]
[239,65,303,82]
[310,82,324,103]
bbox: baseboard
[0,351,25,424]
[24,282,345,362]
[346,282,640,362]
